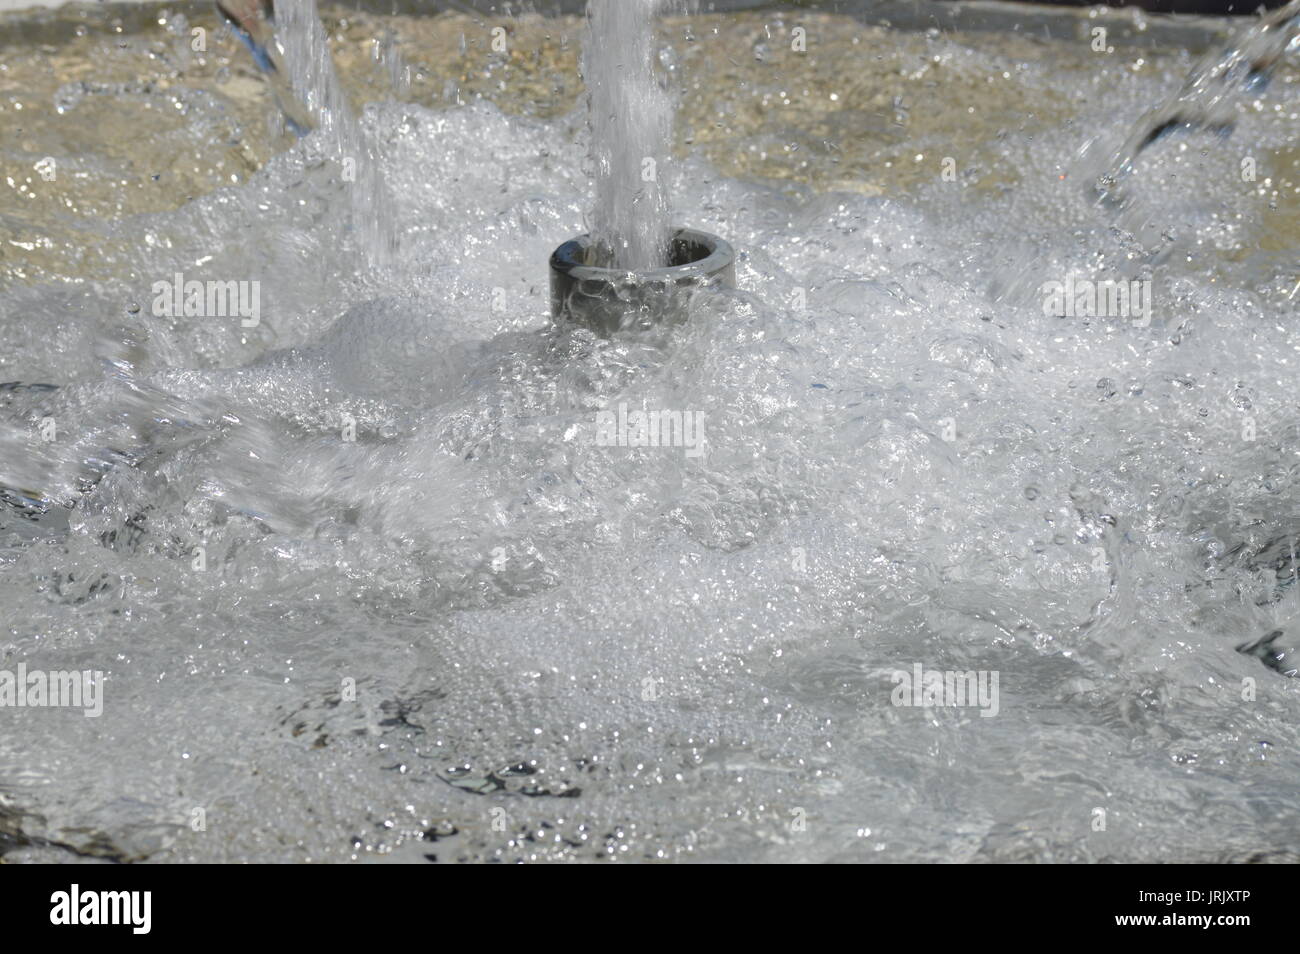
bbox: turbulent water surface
[1,2,1300,862]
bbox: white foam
[2,24,1299,863]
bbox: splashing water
[584,0,676,270]
[1094,0,1300,212]
[1,5,1300,863]
[989,0,1300,307]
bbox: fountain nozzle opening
[549,227,736,336]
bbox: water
[992,0,1300,310]
[274,0,398,265]
[584,0,676,269]
[1094,0,1300,213]
[1,3,1299,863]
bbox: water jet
[554,1,735,335]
